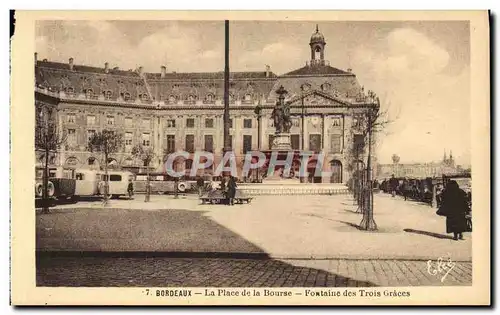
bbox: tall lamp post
[222,20,230,176]
[300,89,306,183]
[254,99,262,182]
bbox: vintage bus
[133,172,191,194]
[101,171,135,198]
[73,169,134,199]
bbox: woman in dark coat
[227,176,237,206]
[440,180,470,240]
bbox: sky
[35,20,471,166]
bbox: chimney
[69,57,74,70]
[138,66,143,75]
[34,52,38,65]
[347,68,352,73]
[265,65,271,78]
[104,62,109,73]
[161,65,166,78]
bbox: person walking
[196,176,205,198]
[437,180,470,241]
[227,175,238,206]
[127,179,134,200]
[401,178,408,201]
[389,174,398,197]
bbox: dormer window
[123,92,131,101]
[188,94,197,102]
[169,95,177,103]
[321,83,331,91]
[85,89,94,99]
[104,90,113,100]
[301,83,311,92]
[139,93,149,102]
[244,94,252,102]
[229,93,235,102]
[206,93,215,103]
[65,87,74,95]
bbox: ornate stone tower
[309,24,326,65]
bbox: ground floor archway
[330,160,342,183]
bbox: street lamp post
[222,20,230,178]
[254,100,262,182]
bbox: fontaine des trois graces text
[150,288,412,298]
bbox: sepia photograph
[10,10,490,306]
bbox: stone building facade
[376,151,466,179]
[35,26,378,184]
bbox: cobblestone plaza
[37,193,472,287]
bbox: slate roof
[283,64,352,76]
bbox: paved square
[38,193,472,261]
[36,193,472,287]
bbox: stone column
[302,115,308,151]
[322,114,327,152]
[156,115,162,168]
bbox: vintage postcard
[10,10,490,306]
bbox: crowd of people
[379,175,435,205]
[378,174,472,240]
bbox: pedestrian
[437,180,470,241]
[227,175,238,206]
[127,179,134,199]
[401,178,408,201]
[196,176,205,198]
[389,174,398,197]
[220,176,226,192]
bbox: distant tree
[88,129,123,205]
[35,106,67,213]
[132,144,156,202]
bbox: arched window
[244,94,252,102]
[321,83,331,92]
[169,95,177,103]
[188,94,196,102]
[314,46,321,60]
[65,87,74,94]
[123,92,131,101]
[85,89,94,99]
[301,84,311,92]
[88,157,96,166]
[206,93,214,103]
[140,93,149,101]
[104,90,113,100]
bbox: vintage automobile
[200,189,253,205]
[35,166,75,201]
